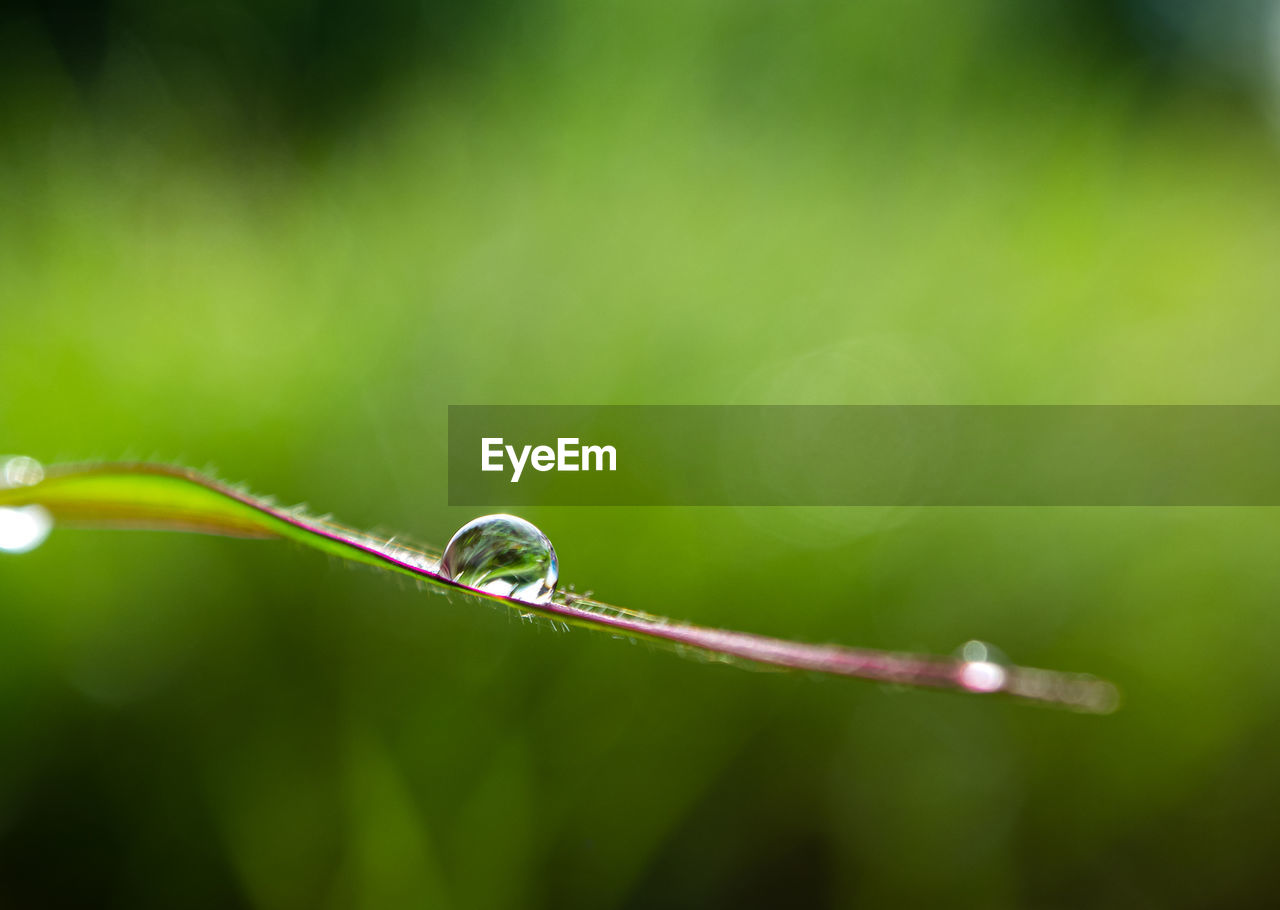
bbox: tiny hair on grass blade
[0,460,1119,713]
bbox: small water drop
[0,506,52,554]
[440,514,558,604]
[0,456,52,553]
[2,455,44,488]
[957,639,1007,665]
[955,640,1009,693]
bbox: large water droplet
[0,456,52,553]
[954,640,1009,693]
[440,514,558,604]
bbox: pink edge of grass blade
[0,461,1120,714]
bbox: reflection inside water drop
[0,456,52,553]
[958,659,1007,693]
[955,639,1009,693]
[441,514,558,604]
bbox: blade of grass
[0,461,1119,713]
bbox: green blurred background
[3,0,1280,906]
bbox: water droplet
[0,506,52,553]
[955,640,1009,693]
[957,639,1007,664]
[440,514,558,604]
[0,456,52,553]
[2,455,44,488]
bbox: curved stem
[0,461,1118,713]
